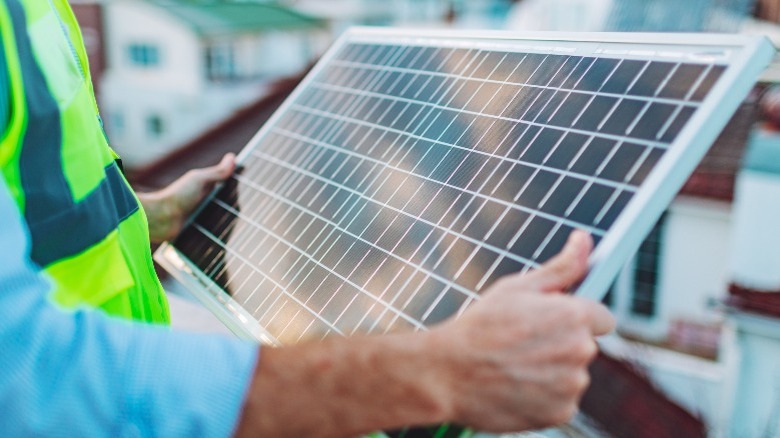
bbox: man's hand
[138,154,236,243]
[235,230,615,437]
[430,230,615,432]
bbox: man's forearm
[232,232,615,436]
[235,331,454,437]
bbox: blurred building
[288,0,512,35]
[589,87,780,438]
[597,104,754,434]
[507,0,756,32]
[506,0,613,32]
[289,0,397,38]
[724,115,780,436]
[99,0,324,169]
[69,1,106,95]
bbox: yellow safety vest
[0,0,169,323]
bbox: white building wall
[234,35,261,78]
[658,197,733,327]
[255,32,315,77]
[615,197,733,340]
[102,83,268,167]
[505,0,614,32]
[101,1,207,166]
[393,0,449,25]
[100,1,280,168]
[730,171,780,290]
[728,314,780,437]
[291,0,395,39]
[103,1,203,96]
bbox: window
[128,43,160,67]
[631,213,668,317]
[205,44,237,82]
[147,114,164,138]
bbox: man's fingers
[199,153,237,183]
[520,230,593,293]
[577,298,615,336]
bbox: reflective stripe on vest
[0,0,170,324]
[6,0,140,267]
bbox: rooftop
[729,284,780,318]
[582,352,706,438]
[128,72,304,189]
[679,97,759,202]
[145,0,324,37]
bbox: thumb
[198,153,236,184]
[575,297,616,336]
[520,230,592,293]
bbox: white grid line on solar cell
[283,102,644,195]
[335,43,715,101]
[268,125,614,234]
[307,74,689,149]
[206,199,430,331]
[213,149,491,333]
[228,170,484,302]
[242,144,555,278]
[195,197,432,335]
[329,58,700,109]
[192,223,349,335]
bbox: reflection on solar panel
[158,30,769,343]
[156,28,770,437]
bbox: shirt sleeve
[0,174,259,435]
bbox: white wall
[100,1,293,168]
[506,0,613,32]
[728,313,780,437]
[291,0,395,40]
[393,0,449,25]
[102,1,204,96]
[658,197,733,327]
[102,81,269,167]
[254,32,316,77]
[614,197,733,340]
[101,1,207,166]
[730,171,780,290]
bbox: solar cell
[156,29,772,436]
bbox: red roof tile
[728,283,780,318]
[678,98,758,202]
[581,352,706,438]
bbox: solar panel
[156,29,771,346]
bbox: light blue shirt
[0,172,259,434]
